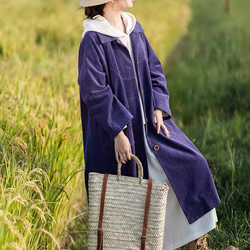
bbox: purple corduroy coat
[78,21,220,224]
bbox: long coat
[78,22,220,224]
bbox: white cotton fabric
[82,12,136,38]
[83,12,218,249]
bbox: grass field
[0,0,249,249]
[166,0,250,249]
[0,0,191,249]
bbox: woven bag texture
[88,171,169,249]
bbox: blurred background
[0,0,249,249]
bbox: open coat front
[78,22,220,224]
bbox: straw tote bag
[87,154,169,250]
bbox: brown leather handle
[117,153,144,184]
[97,173,109,250]
[141,179,153,250]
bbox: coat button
[153,145,160,151]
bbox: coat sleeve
[78,34,133,139]
[144,34,172,118]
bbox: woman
[78,0,221,249]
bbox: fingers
[154,113,161,134]
[154,115,157,124]
[123,145,132,162]
[116,152,126,164]
[114,131,132,164]
[126,148,132,161]
[161,124,171,138]
[154,112,165,135]
[120,153,127,164]
[154,113,171,138]
[157,120,161,134]
[114,139,132,164]
[115,151,119,163]
[117,151,131,164]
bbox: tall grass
[165,0,250,248]
[0,0,190,248]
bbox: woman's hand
[154,109,171,138]
[114,131,132,164]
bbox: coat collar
[97,22,144,44]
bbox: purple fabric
[78,21,220,224]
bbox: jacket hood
[82,12,136,38]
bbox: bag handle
[141,178,153,250]
[117,154,144,184]
[97,173,109,250]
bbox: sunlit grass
[0,0,190,248]
[166,0,250,248]
[2,0,248,248]
[131,0,191,61]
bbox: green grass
[131,0,191,62]
[0,0,190,248]
[1,0,249,248]
[165,0,250,249]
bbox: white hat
[79,0,111,7]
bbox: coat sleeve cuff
[153,92,172,118]
[109,112,133,139]
[162,111,170,118]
